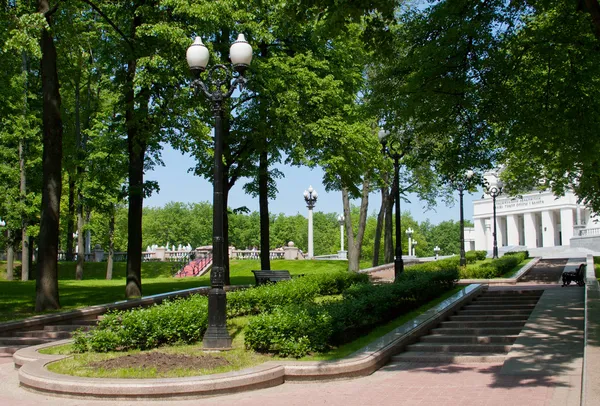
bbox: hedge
[227,271,369,317]
[244,268,458,358]
[72,295,209,352]
[72,271,368,353]
[459,252,527,279]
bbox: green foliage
[465,250,487,262]
[244,268,457,357]
[227,271,368,317]
[73,295,209,352]
[460,252,526,279]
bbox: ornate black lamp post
[378,130,404,280]
[186,34,253,349]
[456,170,474,267]
[484,173,503,259]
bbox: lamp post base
[203,288,232,350]
[393,258,404,281]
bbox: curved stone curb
[16,284,484,399]
[13,339,73,368]
[459,257,541,286]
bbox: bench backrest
[577,263,586,277]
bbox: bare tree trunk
[343,177,370,272]
[384,184,394,263]
[35,0,62,311]
[372,183,388,267]
[20,51,30,281]
[66,175,75,262]
[6,230,14,281]
[75,207,84,279]
[259,149,271,271]
[106,209,114,280]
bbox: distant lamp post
[434,245,441,260]
[406,227,414,256]
[484,172,503,259]
[186,33,253,349]
[456,169,475,267]
[304,186,318,258]
[379,129,404,280]
[412,240,418,258]
[338,214,347,259]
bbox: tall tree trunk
[259,150,271,270]
[384,183,394,263]
[343,177,370,272]
[76,208,84,279]
[35,0,62,311]
[6,230,14,281]
[106,208,114,280]
[372,183,388,267]
[66,174,75,261]
[20,51,30,280]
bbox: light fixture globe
[230,34,252,71]
[186,37,210,74]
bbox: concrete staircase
[0,316,99,355]
[392,289,543,363]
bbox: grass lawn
[502,258,533,278]
[42,285,463,378]
[0,259,353,323]
[594,257,600,279]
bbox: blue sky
[144,144,478,225]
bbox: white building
[473,189,596,251]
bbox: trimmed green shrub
[406,257,460,273]
[459,252,526,279]
[227,271,368,317]
[503,250,529,259]
[244,268,458,357]
[73,295,209,352]
[465,250,487,263]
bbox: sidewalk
[0,263,586,405]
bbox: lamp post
[434,245,441,260]
[406,227,413,257]
[303,186,318,258]
[378,130,404,280]
[186,33,253,349]
[412,240,418,258]
[484,172,503,259]
[456,170,474,267]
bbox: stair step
[450,314,530,322]
[0,345,29,355]
[420,335,519,344]
[464,304,536,310]
[481,290,542,296]
[0,337,52,346]
[406,343,512,353]
[431,327,523,336]
[14,330,72,339]
[440,320,526,328]
[71,319,100,326]
[459,309,533,315]
[472,298,540,303]
[44,325,91,332]
[391,352,507,363]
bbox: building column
[474,218,486,251]
[496,215,505,249]
[541,210,556,247]
[524,212,537,249]
[506,214,519,246]
[560,208,574,246]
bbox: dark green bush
[227,271,368,317]
[406,257,460,273]
[73,295,209,352]
[244,268,458,357]
[503,250,529,259]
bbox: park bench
[562,263,586,287]
[252,270,292,286]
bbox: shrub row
[227,271,369,317]
[244,268,458,358]
[459,252,527,279]
[72,295,209,352]
[465,250,487,262]
[72,272,368,353]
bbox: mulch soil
[89,352,230,373]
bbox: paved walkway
[0,259,586,406]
